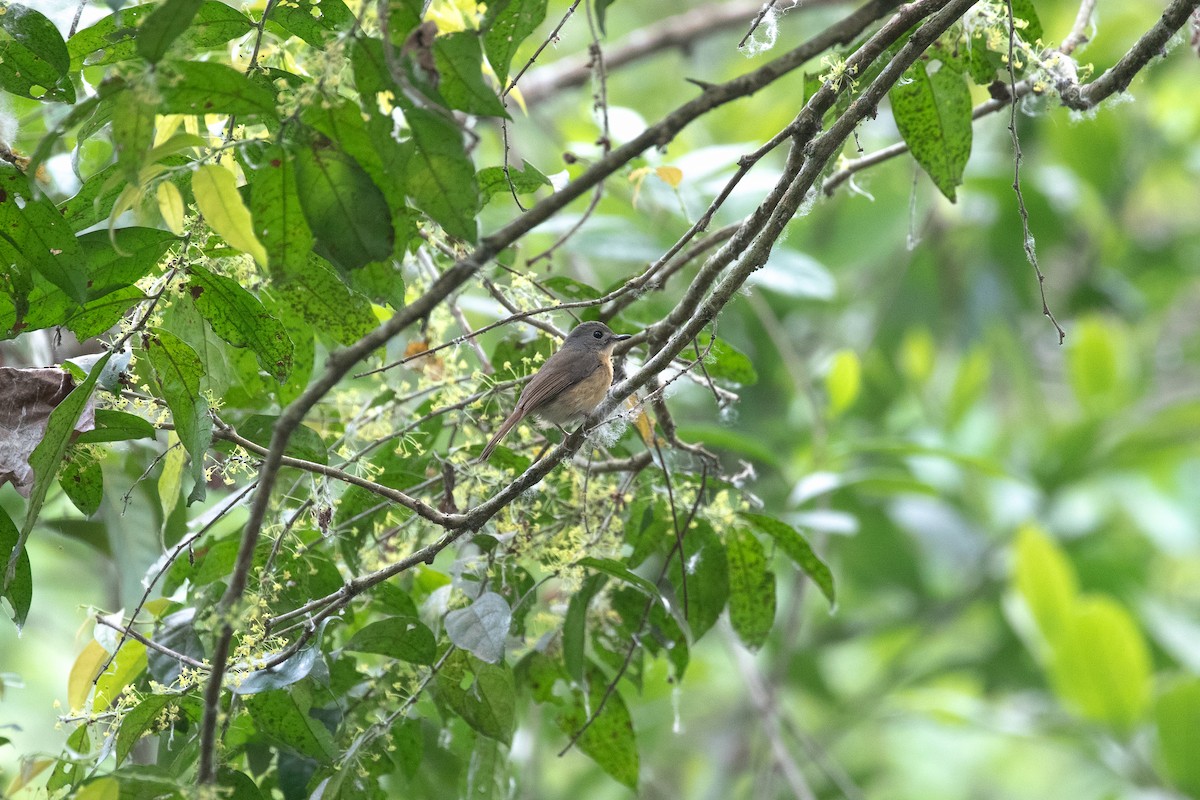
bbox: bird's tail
[479,409,523,461]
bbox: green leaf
[244,688,336,761]
[65,286,146,341]
[478,160,550,205]
[0,3,74,103]
[435,649,516,743]
[697,334,757,385]
[344,616,436,665]
[247,144,314,280]
[434,32,509,118]
[742,512,836,607]
[46,725,89,792]
[144,329,212,505]
[563,574,607,685]
[234,630,323,695]
[576,556,659,599]
[348,262,406,310]
[236,415,327,464]
[595,0,620,35]
[1048,596,1152,732]
[292,138,394,271]
[68,2,253,69]
[0,507,32,628]
[273,257,378,346]
[403,104,480,243]
[218,769,265,800]
[1156,678,1200,796]
[1067,316,1131,415]
[59,454,103,517]
[187,265,293,381]
[268,0,353,47]
[115,695,172,765]
[0,165,87,304]
[157,61,279,119]
[726,528,776,651]
[667,520,728,640]
[555,661,639,789]
[26,89,103,180]
[350,35,396,101]
[1012,523,1078,643]
[483,0,548,88]
[136,0,205,63]
[94,640,147,711]
[112,85,156,182]
[74,777,119,800]
[59,157,185,233]
[4,352,110,611]
[76,409,156,444]
[1010,0,1043,44]
[889,58,973,202]
[445,591,512,664]
[81,228,178,300]
[542,276,601,302]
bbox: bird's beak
[612,333,632,342]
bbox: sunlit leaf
[192,165,269,267]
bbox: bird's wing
[515,351,600,414]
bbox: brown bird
[480,322,631,461]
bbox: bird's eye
[593,330,603,339]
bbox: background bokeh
[4,0,1200,797]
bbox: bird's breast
[537,357,613,424]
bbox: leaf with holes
[0,3,74,103]
[726,528,776,650]
[890,58,972,202]
[187,265,293,382]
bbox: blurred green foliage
[2,0,1200,798]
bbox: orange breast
[537,355,613,424]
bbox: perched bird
[480,322,631,461]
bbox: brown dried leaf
[0,367,97,497]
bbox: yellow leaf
[191,164,268,266]
[75,777,120,800]
[899,327,935,384]
[1013,523,1078,644]
[826,349,861,417]
[628,167,652,209]
[5,757,54,796]
[654,165,683,188]
[67,639,107,712]
[158,431,184,521]
[508,85,527,114]
[155,113,184,145]
[627,397,655,447]
[95,640,147,711]
[156,182,185,235]
[106,184,143,253]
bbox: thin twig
[1004,0,1066,344]
[94,615,207,670]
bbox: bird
[479,321,632,461]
